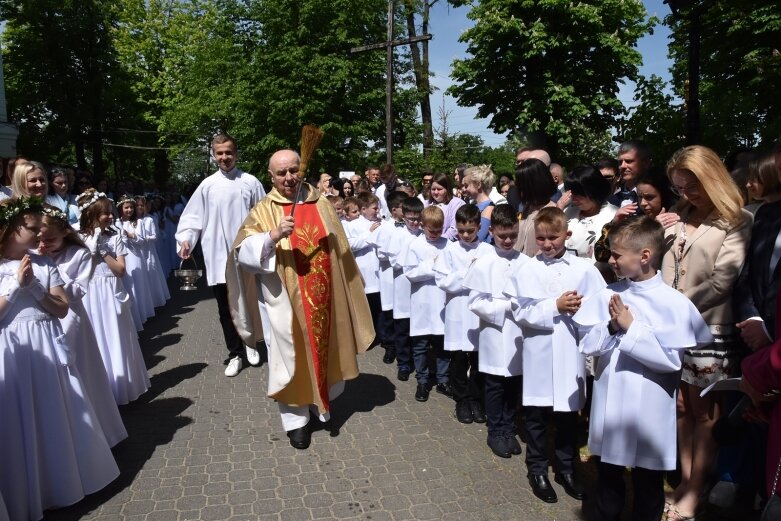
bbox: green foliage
[447,0,653,162]
[1,0,144,175]
[616,74,684,167]
[666,0,781,153]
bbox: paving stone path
[42,278,743,521]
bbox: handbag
[762,456,781,521]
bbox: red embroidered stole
[284,202,332,409]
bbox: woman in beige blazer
[661,146,752,521]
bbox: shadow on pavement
[315,372,396,437]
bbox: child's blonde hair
[421,205,444,228]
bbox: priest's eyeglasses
[274,166,300,176]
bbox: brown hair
[610,215,665,267]
[747,151,780,200]
[42,205,86,250]
[355,192,379,209]
[342,196,359,212]
[428,172,454,205]
[77,189,114,235]
[212,133,237,150]
[0,199,42,258]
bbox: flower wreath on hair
[77,191,109,211]
[116,195,136,208]
[42,206,68,222]
[0,196,44,226]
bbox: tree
[1,0,142,175]
[666,0,781,153]
[616,74,684,166]
[447,0,653,161]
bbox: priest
[226,149,374,449]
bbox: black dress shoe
[487,434,512,458]
[397,369,410,381]
[415,384,429,402]
[469,400,487,423]
[286,425,311,450]
[554,472,584,500]
[528,474,558,503]
[455,401,473,424]
[435,383,455,398]
[382,348,396,364]
[504,434,522,455]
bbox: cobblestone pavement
[42,279,749,521]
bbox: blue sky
[425,0,675,147]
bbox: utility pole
[351,0,431,164]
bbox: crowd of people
[1,135,780,521]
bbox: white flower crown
[77,191,109,211]
[42,206,67,221]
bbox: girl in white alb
[136,195,170,308]
[39,206,128,447]
[0,197,118,521]
[77,189,150,405]
[116,196,156,328]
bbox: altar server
[505,206,605,504]
[575,216,711,521]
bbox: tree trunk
[404,1,433,159]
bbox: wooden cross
[351,0,431,164]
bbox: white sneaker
[225,356,243,377]
[246,345,261,366]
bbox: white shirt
[370,220,403,311]
[505,252,606,411]
[404,235,448,336]
[464,247,527,376]
[175,168,265,285]
[344,216,380,294]
[434,239,492,351]
[386,226,421,319]
[565,203,618,261]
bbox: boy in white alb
[505,206,605,504]
[371,191,408,364]
[463,204,527,458]
[175,134,266,377]
[384,197,424,381]
[403,205,450,403]
[574,217,711,521]
[434,204,492,424]
[344,192,382,345]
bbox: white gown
[464,248,527,376]
[81,232,151,405]
[51,245,128,447]
[118,220,156,328]
[139,215,170,308]
[575,273,713,470]
[0,256,119,521]
[434,239,492,351]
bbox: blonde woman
[11,161,48,198]
[461,165,495,242]
[661,145,752,521]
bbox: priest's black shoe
[455,401,473,424]
[469,400,487,423]
[286,425,311,450]
[382,347,396,364]
[397,369,410,381]
[415,384,429,402]
[554,472,584,500]
[487,434,512,458]
[528,474,558,503]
